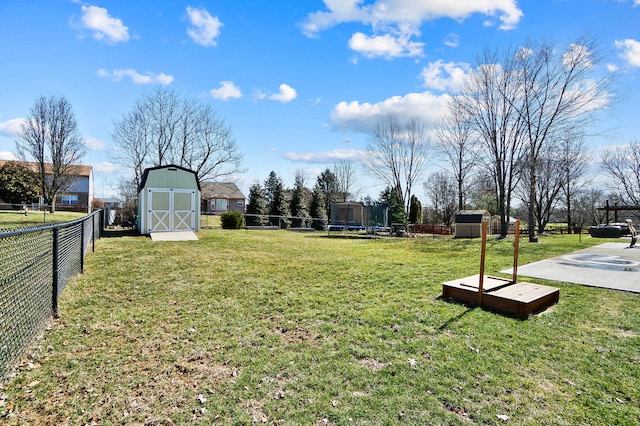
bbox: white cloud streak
[186,6,222,47]
[78,5,129,44]
[615,39,640,67]
[0,118,24,137]
[348,32,424,58]
[98,68,174,85]
[84,136,108,151]
[0,152,18,160]
[210,81,243,100]
[330,91,450,134]
[283,149,364,163]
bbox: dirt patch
[358,358,390,371]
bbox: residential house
[201,182,246,214]
[0,160,93,213]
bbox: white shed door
[146,188,196,233]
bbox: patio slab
[502,242,640,293]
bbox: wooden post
[478,219,488,305]
[512,219,520,284]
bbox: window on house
[61,194,78,205]
[237,200,244,207]
[216,199,227,210]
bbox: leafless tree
[452,48,526,237]
[333,160,361,202]
[423,171,457,226]
[364,115,429,215]
[515,150,564,234]
[16,95,86,213]
[558,131,591,232]
[601,140,640,206]
[434,104,480,211]
[508,35,613,241]
[111,86,243,187]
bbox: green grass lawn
[2,231,639,425]
[0,210,87,230]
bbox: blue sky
[1,0,639,200]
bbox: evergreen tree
[379,186,406,225]
[310,183,328,230]
[290,172,310,228]
[315,168,340,218]
[263,171,280,208]
[264,171,290,228]
[246,181,268,226]
[409,195,423,224]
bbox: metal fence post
[92,213,96,253]
[80,221,85,274]
[52,227,59,319]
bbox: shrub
[220,211,244,229]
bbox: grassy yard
[2,230,639,425]
[0,210,87,230]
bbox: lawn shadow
[437,300,477,330]
[100,228,140,238]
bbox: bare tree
[508,36,613,241]
[515,151,564,234]
[453,48,526,237]
[111,86,243,187]
[434,104,480,211]
[333,159,360,202]
[364,115,429,215]
[558,131,591,232]
[16,95,86,213]
[601,140,640,206]
[424,171,457,226]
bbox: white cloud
[443,33,460,48]
[302,0,523,39]
[268,84,298,103]
[607,63,619,72]
[0,151,18,160]
[210,81,242,100]
[348,32,424,58]
[615,39,640,67]
[98,68,174,85]
[92,161,123,174]
[186,6,222,47]
[78,5,129,44]
[0,118,24,137]
[420,60,471,92]
[84,136,108,151]
[330,91,450,133]
[283,149,364,163]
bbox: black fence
[0,211,103,382]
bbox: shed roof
[200,182,245,200]
[138,164,201,192]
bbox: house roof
[0,160,92,177]
[200,182,245,200]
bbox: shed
[455,210,491,238]
[138,165,201,235]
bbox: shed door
[146,188,196,233]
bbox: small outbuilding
[455,210,491,238]
[138,165,201,235]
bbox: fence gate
[146,188,197,233]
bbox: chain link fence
[0,211,103,382]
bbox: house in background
[0,160,93,213]
[201,182,246,214]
